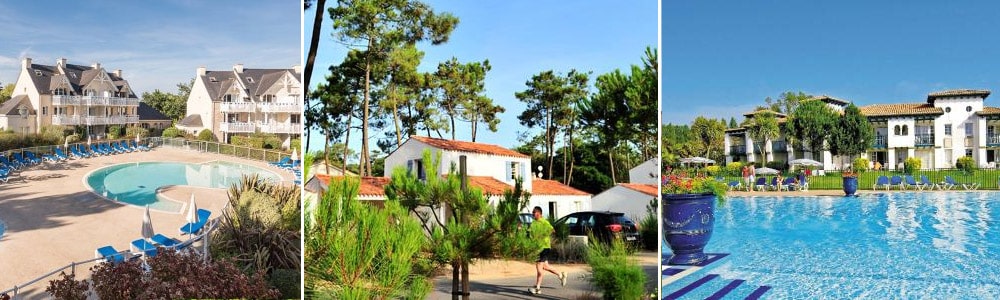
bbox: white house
[177,64,302,147]
[628,158,659,184]
[591,183,658,220]
[724,90,1000,170]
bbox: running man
[529,206,566,295]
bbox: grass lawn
[717,169,1000,190]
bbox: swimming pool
[679,192,1000,298]
[85,161,281,212]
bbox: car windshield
[613,215,633,225]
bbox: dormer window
[246,77,254,83]
[70,73,77,78]
[262,94,274,102]
[223,94,234,102]
[209,77,218,82]
[34,70,41,76]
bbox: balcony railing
[989,135,1000,147]
[915,134,934,147]
[220,102,256,113]
[872,135,887,149]
[771,141,787,152]
[51,115,82,125]
[220,122,255,133]
[730,145,746,155]
[259,102,303,113]
[260,123,302,134]
[52,95,138,106]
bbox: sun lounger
[151,233,182,248]
[130,239,158,257]
[920,175,937,190]
[133,140,150,151]
[95,245,128,264]
[180,209,212,235]
[90,144,104,156]
[270,157,291,167]
[753,177,767,191]
[945,175,979,190]
[782,177,798,191]
[904,175,925,190]
[54,148,70,160]
[116,141,131,153]
[873,175,889,190]
[0,168,10,183]
[727,180,742,191]
[890,175,904,190]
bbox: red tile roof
[620,183,658,197]
[859,103,943,117]
[531,179,591,196]
[311,174,390,196]
[977,107,1000,116]
[410,136,529,158]
[927,89,990,102]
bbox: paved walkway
[0,147,293,298]
[429,251,659,299]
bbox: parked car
[556,211,640,244]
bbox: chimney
[56,58,67,67]
[114,69,122,77]
[197,66,207,76]
[91,62,101,70]
[292,64,302,74]
[233,63,243,74]
[22,57,31,69]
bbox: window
[209,77,218,82]
[414,159,425,180]
[262,94,274,102]
[966,123,974,137]
[966,149,974,157]
[967,106,973,112]
[34,70,41,76]
[945,124,952,136]
[223,94,234,102]
[291,115,301,124]
[902,125,908,136]
[509,162,519,181]
[946,107,952,113]
[246,77,254,83]
[894,125,901,135]
[42,107,46,115]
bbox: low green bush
[853,157,870,172]
[161,127,183,138]
[107,125,123,139]
[956,156,977,173]
[725,162,743,176]
[197,129,215,142]
[766,160,787,171]
[588,238,647,300]
[640,199,658,251]
[904,157,922,174]
[124,126,149,139]
[552,238,588,263]
[269,268,300,299]
[705,165,721,175]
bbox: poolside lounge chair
[727,180,742,191]
[939,176,956,190]
[90,144,105,156]
[95,245,128,264]
[1,156,18,170]
[782,177,798,191]
[920,175,937,190]
[133,140,150,151]
[130,239,158,257]
[270,156,291,168]
[151,234,181,248]
[117,141,131,153]
[179,209,212,235]
[0,168,10,183]
[904,175,925,190]
[945,176,979,190]
[767,177,780,191]
[874,175,890,190]
[754,177,767,191]
[124,141,137,152]
[890,175,904,190]
[54,148,70,160]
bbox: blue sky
[305,1,658,154]
[0,1,300,95]
[663,1,1000,125]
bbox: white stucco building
[724,90,1000,170]
[628,158,659,185]
[177,64,302,147]
[591,183,657,220]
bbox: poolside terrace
[0,146,294,298]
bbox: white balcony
[220,102,256,113]
[108,115,140,124]
[52,95,138,106]
[52,115,82,125]
[260,123,302,134]
[259,102,302,113]
[220,122,256,133]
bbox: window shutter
[407,160,413,173]
[521,162,527,180]
[505,161,512,182]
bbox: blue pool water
[677,192,1000,298]
[86,161,280,212]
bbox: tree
[0,83,13,102]
[744,111,780,164]
[784,100,838,156]
[828,103,874,168]
[433,58,500,141]
[765,91,810,114]
[516,70,588,179]
[729,117,738,128]
[580,70,628,183]
[690,117,726,159]
[329,0,458,177]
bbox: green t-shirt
[530,218,554,250]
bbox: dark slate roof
[200,68,299,102]
[25,61,136,97]
[927,89,990,103]
[0,95,32,116]
[178,114,202,127]
[138,102,171,121]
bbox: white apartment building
[0,58,140,136]
[724,90,1000,170]
[177,64,302,147]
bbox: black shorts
[536,248,553,262]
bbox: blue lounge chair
[102,143,116,154]
[782,177,798,191]
[890,175,904,190]
[0,168,10,183]
[151,234,181,248]
[124,141,137,152]
[13,153,31,166]
[133,140,150,151]
[798,174,810,191]
[873,175,890,190]
[904,175,925,190]
[78,144,93,157]
[270,156,291,167]
[939,176,956,190]
[130,239,158,257]
[116,141,130,153]
[1,156,19,170]
[753,177,767,191]
[920,175,937,190]
[180,209,212,235]
[95,245,127,264]
[54,148,70,160]
[945,175,979,190]
[25,152,43,164]
[90,144,103,156]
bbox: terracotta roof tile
[410,136,529,158]
[468,176,511,195]
[927,89,990,102]
[978,106,1000,116]
[742,109,787,118]
[531,179,591,196]
[619,183,658,197]
[859,103,943,117]
[310,174,390,196]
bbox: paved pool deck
[727,188,993,197]
[0,146,294,297]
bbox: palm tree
[745,111,780,165]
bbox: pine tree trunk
[361,57,371,176]
[608,150,617,183]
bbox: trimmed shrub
[107,125,123,139]
[197,129,215,141]
[704,165,721,175]
[904,157,922,174]
[853,157,870,172]
[290,138,301,151]
[956,156,977,173]
[639,198,658,251]
[766,160,787,171]
[161,127,183,138]
[231,135,252,147]
[124,126,149,139]
[588,238,647,300]
[725,162,744,176]
[552,239,588,263]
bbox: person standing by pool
[529,206,567,295]
[748,163,757,192]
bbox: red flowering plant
[662,172,727,204]
[842,167,859,178]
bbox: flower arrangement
[842,167,859,178]
[662,173,727,203]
